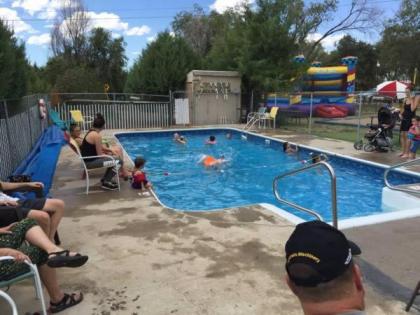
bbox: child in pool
[132,157,152,195]
[206,135,217,145]
[199,155,226,169]
[173,133,187,144]
[283,142,297,154]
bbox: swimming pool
[116,128,420,223]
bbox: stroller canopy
[377,105,398,129]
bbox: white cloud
[147,35,156,42]
[0,7,35,34]
[27,33,50,45]
[306,32,346,51]
[12,0,67,19]
[210,0,254,13]
[125,25,150,36]
[12,0,49,15]
[87,11,128,31]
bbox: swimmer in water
[173,133,187,144]
[283,142,298,154]
[199,155,226,169]
[206,135,217,145]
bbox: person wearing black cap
[285,220,365,315]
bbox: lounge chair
[247,107,267,124]
[0,256,47,315]
[259,106,279,129]
[68,137,120,194]
[70,110,93,132]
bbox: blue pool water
[116,129,419,221]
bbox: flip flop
[47,250,88,268]
[49,292,83,313]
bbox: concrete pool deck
[1,126,419,314]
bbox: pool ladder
[384,158,420,195]
[272,161,338,228]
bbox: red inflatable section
[316,105,348,118]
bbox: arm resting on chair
[0,182,44,198]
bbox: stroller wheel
[354,140,363,150]
[363,143,376,152]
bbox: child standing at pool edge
[409,116,420,159]
[132,157,152,196]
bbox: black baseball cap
[285,220,361,287]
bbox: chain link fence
[0,94,49,180]
[245,90,420,151]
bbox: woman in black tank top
[80,130,98,161]
[400,88,418,158]
[80,113,129,190]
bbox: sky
[0,0,401,68]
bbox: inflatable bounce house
[267,55,358,118]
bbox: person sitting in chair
[0,218,88,313]
[0,181,64,243]
[80,113,125,190]
[70,123,129,180]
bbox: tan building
[186,70,241,125]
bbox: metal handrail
[273,161,338,228]
[243,115,263,130]
[384,158,420,195]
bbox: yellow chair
[260,106,279,129]
[70,110,94,132]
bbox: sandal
[50,292,83,313]
[47,250,88,268]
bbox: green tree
[377,0,420,82]
[323,35,379,90]
[27,64,50,94]
[0,20,29,99]
[173,0,381,95]
[125,32,199,94]
[88,28,127,92]
[54,65,102,93]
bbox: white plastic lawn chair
[0,256,47,315]
[259,106,279,129]
[69,137,121,194]
[247,107,267,124]
[69,110,94,132]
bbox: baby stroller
[354,105,399,152]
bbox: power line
[0,0,401,23]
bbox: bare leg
[25,225,61,254]
[38,265,83,304]
[42,199,65,240]
[111,145,130,178]
[401,132,409,157]
[38,265,64,303]
[27,210,51,237]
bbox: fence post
[3,100,16,170]
[308,93,313,134]
[169,90,173,126]
[26,96,33,145]
[250,90,254,114]
[356,93,363,143]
